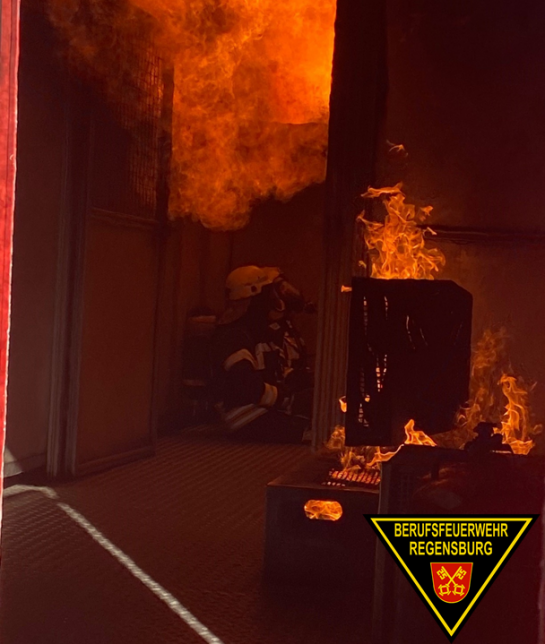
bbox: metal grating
[114,42,164,218]
[67,0,167,219]
[1,436,372,644]
[323,467,381,490]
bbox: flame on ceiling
[49,0,337,229]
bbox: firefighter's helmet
[225,265,281,301]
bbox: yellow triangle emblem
[367,515,537,641]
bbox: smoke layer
[49,0,336,229]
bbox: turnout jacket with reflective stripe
[211,317,306,431]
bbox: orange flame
[496,375,542,455]
[325,425,347,452]
[366,419,437,466]
[49,0,336,229]
[339,396,347,413]
[457,328,542,454]
[304,499,343,521]
[333,420,437,472]
[365,445,400,469]
[456,328,507,435]
[403,418,438,447]
[359,183,446,279]
[336,331,542,457]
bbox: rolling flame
[359,183,446,279]
[48,0,336,229]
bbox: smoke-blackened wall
[379,0,545,230]
[375,0,545,424]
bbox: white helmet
[225,265,281,301]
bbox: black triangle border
[365,514,539,642]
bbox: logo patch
[366,515,537,641]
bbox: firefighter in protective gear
[211,265,314,442]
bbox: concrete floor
[0,435,371,644]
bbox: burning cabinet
[345,278,473,447]
[264,278,472,587]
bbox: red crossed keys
[431,563,473,603]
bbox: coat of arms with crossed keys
[431,563,473,603]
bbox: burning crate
[345,278,472,446]
[264,456,378,585]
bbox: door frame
[46,69,174,478]
[0,0,21,504]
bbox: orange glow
[304,499,343,521]
[456,328,507,436]
[334,419,437,472]
[403,418,437,446]
[496,375,542,455]
[339,396,347,413]
[359,183,446,279]
[365,445,401,469]
[49,0,336,229]
[325,425,346,451]
[457,328,541,454]
[366,419,437,466]
[386,140,407,157]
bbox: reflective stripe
[223,349,257,371]
[224,404,267,430]
[255,342,271,370]
[4,487,226,644]
[283,334,301,362]
[259,383,278,407]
